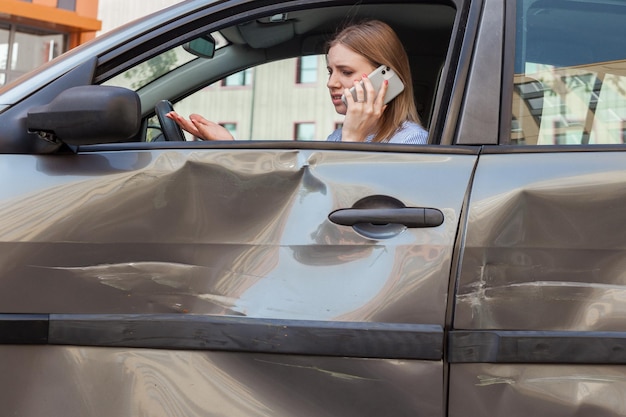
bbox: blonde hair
[328,20,421,142]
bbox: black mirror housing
[183,34,216,59]
[26,85,141,146]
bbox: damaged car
[0,0,625,416]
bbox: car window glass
[511,0,626,145]
[105,46,197,90]
[104,32,228,91]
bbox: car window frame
[92,0,471,150]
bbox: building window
[0,23,67,86]
[220,122,237,138]
[296,55,318,84]
[294,122,315,141]
[222,68,253,87]
[58,0,77,11]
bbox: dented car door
[0,146,477,416]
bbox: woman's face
[326,43,377,115]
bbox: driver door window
[174,55,339,141]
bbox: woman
[325,19,427,143]
[167,20,427,144]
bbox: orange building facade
[0,0,101,85]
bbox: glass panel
[222,68,253,87]
[2,26,66,84]
[57,0,76,11]
[105,46,196,90]
[297,55,318,84]
[219,122,237,137]
[294,122,315,140]
[512,0,626,145]
[145,114,161,142]
[12,31,64,73]
[0,25,9,71]
[104,32,228,91]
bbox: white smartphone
[341,64,405,105]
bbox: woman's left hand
[166,111,234,140]
[341,74,388,142]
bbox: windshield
[105,31,227,91]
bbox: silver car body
[0,0,625,416]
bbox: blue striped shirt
[326,121,428,144]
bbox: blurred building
[0,0,183,86]
[97,0,182,35]
[0,0,101,86]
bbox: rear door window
[511,0,626,145]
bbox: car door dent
[449,364,626,417]
[0,345,444,417]
[1,149,476,325]
[455,152,626,331]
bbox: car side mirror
[26,85,141,146]
[183,34,216,59]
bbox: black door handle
[328,207,444,228]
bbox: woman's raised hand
[340,74,389,142]
[166,111,234,141]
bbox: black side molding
[6,315,626,364]
[449,330,626,364]
[0,314,48,344]
[0,314,443,360]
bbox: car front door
[0,0,480,416]
[0,147,477,416]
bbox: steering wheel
[155,100,186,141]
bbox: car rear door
[448,0,626,415]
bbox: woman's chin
[333,103,347,115]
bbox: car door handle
[328,207,444,228]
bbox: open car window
[101,3,456,144]
[172,55,340,141]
